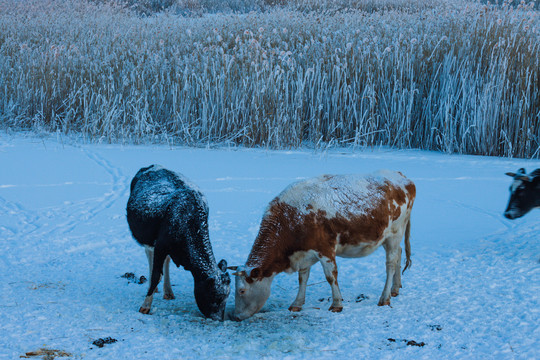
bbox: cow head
[194,259,231,321]
[504,168,540,219]
[228,265,274,321]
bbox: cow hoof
[378,299,390,306]
[163,293,175,300]
[391,291,399,297]
[329,306,343,313]
[139,307,151,314]
[288,306,302,312]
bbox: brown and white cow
[229,170,416,321]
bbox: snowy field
[0,133,539,359]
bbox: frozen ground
[0,133,538,359]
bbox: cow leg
[162,256,175,300]
[320,257,343,312]
[144,246,159,294]
[289,267,311,312]
[391,246,402,297]
[140,246,167,314]
[379,239,400,306]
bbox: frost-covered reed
[0,0,539,157]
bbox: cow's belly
[286,250,320,273]
[336,237,386,258]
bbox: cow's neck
[191,259,218,283]
[182,236,218,282]
[245,216,290,278]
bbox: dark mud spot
[92,337,118,348]
[388,338,426,347]
[121,272,147,284]
[121,272,136,280]
[429,324,442,331]
[355,294,370,302]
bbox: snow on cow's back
[138,165,205,196]
[275,170,413,219]
[128,165,208,218]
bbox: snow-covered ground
[0,133,538,359]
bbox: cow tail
[402,217,412,274]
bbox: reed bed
[0,0,539,157]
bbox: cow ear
[248,267,261,279]
[518,168,526,174]
[517,175,532,182]
[218,259,228,272]
[505,172,516,177]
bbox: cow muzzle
[208,308,225,321]
[504,210,521,219]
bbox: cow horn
[517,175,533,182]
[227,266,238,271]
[232,271,246,276]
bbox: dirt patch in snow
[92,337,118,348]
[121,272,147,284]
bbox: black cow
[504,168,540,219]
[126,165,230,320]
